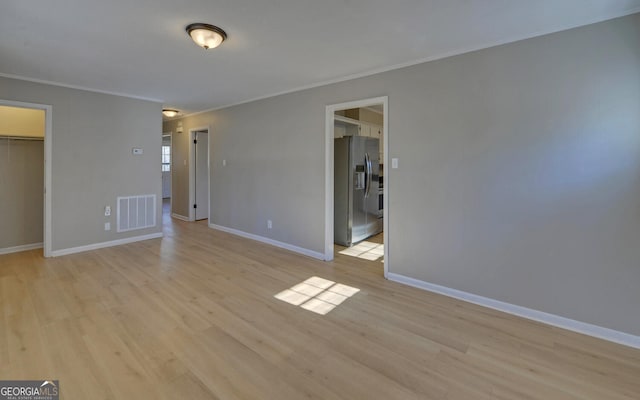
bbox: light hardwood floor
[1,210,639,399]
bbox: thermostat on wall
[132,148,143,155]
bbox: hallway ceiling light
[162,109,179,118]
[186,23,227,50]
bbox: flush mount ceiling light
[162,109,179,118]
[186,23,227,50]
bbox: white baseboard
[208,223,325,260]
[51,232,163,257]
[171,213,191,222]
[0,242,43,255]
[387,272,640,350]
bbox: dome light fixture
[186,23,227,50]
[162,109,179,118]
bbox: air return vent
[117,194,156,233]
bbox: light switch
[132,148,143,155]
[223,159,227,167]
[391,158,399,169]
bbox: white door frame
[324,96,389,277]
[189,126,210,222]
[162,132,172,213]
[0,99,53,257]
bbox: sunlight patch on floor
[274,276,360,315]
[338,241,384,262]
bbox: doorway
[161,133,172,211]
[325,96,388,277]
[0,100,52,257]
[190,128,209,221]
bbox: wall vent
[117,194,156,233]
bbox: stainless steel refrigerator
[334,136,382,247]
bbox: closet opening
[0,100,52,257]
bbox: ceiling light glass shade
[186,23,227,50]
[162,109,179,118]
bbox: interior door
[194,131,209,220]
[162,172,171,198]
[161,137,171,199]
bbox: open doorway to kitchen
[0,100,52,257]
[325,96,388,277]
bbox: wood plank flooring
[1,210,639,399]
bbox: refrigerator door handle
[364,153,372,198]
[363,153,368,197]
[368,154,373,197]
[368,153,372,198]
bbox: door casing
[189,127,210,222]
[324,96,389,278]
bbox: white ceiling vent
[117,194,156,233]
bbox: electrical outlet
[267,220,272,229]
[104,206,111,216]
[104,222,111,231]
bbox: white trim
[0,243,43,255]
[0,99,53,257]
[166,132,173,220]
[50,232,163,257]
[182,7,640,119]
[171,213,190,222]
[0,73,162,103]
[44,105,52,258]
[162,131,176,218]
[324,106,335,262]
[162,132,172,204]
[387,273,640,350]
[209,223,325,260]
[382,98,389,279]
[324,96,389,277]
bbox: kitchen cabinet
[335,116,383,162]
[364,123,383,161]
[334,115,359,137]
[369,124,381,139]
[358,123,371,137]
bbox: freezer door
[334,137,352,246]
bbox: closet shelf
[0,135,44,141]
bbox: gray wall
[163,14,640,336]
[0,77,163,252]
[0,139,44,248]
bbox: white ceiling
[1,0,639,116]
